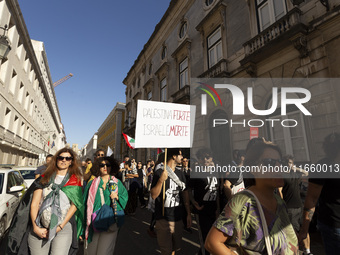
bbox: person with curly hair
[83,156,128,255]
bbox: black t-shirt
[189,177,219,216]
[309,158,340,227]
[151,166,187,222]
[282,171,302,209]
[136,167,144,184]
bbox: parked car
[0,168,27,239]
[13,166,36,188]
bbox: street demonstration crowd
[4,132,340,255]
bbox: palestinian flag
[122,133,135,149]
[62,175,84,238]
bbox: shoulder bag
[91,188,115,232]
[242,190,273,255]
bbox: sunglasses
[97,154,104,157]
[261,158,285,167]
[99,163,111,168]
[57,156,73,161]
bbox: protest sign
[135,100,196,148]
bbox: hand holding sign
[159,167,168,183]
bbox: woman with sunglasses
[205,140,299,255]
[7,148,84,255]
[83,156,128,255]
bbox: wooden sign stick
[162,148,168,216]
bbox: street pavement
[1,205,326,255]
[113,207,201,255]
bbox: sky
[18,0,171,148]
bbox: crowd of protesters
[4,131,340,255]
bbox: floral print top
[214,191,299,255]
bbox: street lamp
[0,25,11,60]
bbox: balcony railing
[171,85,190,104]
[22,139,28,149]
[4,129,14,144]
[199,59,229,78]
[14,135,21,147]
[0,125,5,141]
[243,8,303,57]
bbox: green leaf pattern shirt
[214,192,299,255]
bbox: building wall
[97,102,125,161]
[123,0,340,164]
[0,0,65,166]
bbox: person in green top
[83,156,128,255]
[205,140,299,255]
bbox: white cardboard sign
[135,100,196,148]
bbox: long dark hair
[41,147,82,185]
[91,156,120,177]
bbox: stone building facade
[123,0,340,165]
[97,102,125,161]
[0,0,66,166]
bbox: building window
[9,69,17,94]
[161,46,167,60]
[179,58,188,89]
[13,115,19,134]
[24,92,29,111]
[179,22,187,39]
[128,111,131,126]
[137,78,140,88]
[160,78,167,102]
[20,122,25,137]
[29,100,34,116]
[4,108,11,129]
[207,27,222,68]
[268,93,309,161]
[205,0,214,6]
[18,83,24,104]
[256,0,287,31]
[149,64,152,75]
[148,91,152,100]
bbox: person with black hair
[83,156,128,255]
[136,161,147,208]
[279,155,312,255]
[299,132,340,255]
[190,148,220,255]
[124,160,138,215]
[34,154,53,179]
[205,141,298,254]
[151,148,191,255]
[147,153,165,238]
